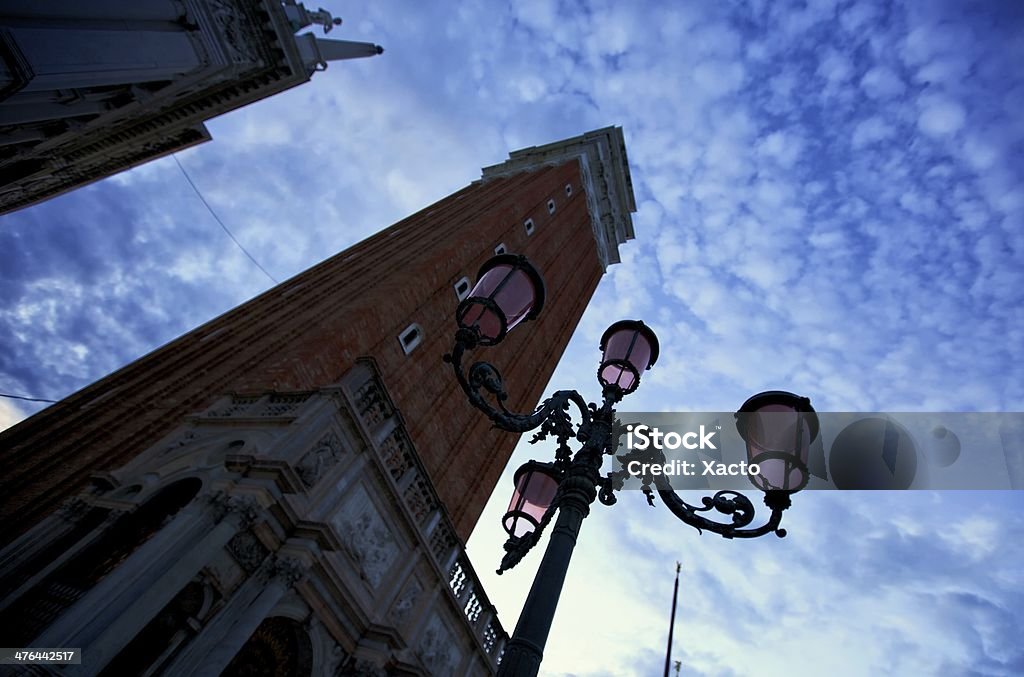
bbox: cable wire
[1,160,281,411]
[0,392,57,403]
[172,154,279,284]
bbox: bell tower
[0,126,637,674]
[1,125,636,541]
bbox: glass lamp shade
[501,461,560,539]
[598,320,660,393]
[456,254,545,345]
[734,391,819,492]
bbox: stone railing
[342,360,508,669]
[448,557,506,662]
[202,392,313,420]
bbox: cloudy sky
[2,0,1023,675]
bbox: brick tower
[0,125,636,541]
[0,128,636,674]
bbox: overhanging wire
[2,159,281,410]
[0,392,57,403]
[173,154,279,285]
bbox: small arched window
[454,277,471,301]
[524,219,535,236]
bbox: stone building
[0,126,637,674]
[0,0,383,215]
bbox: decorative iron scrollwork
[447,323,792,574]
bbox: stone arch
[109,483,143,500]
[221,616,314,677]
[98,578,213,676]
[1,477,202,645]
[188,430,277,470]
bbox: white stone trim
[478,126,637,270]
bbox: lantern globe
[735,390,819,492]
[501,461,560,539]
[597,320,660,393]
[456,254,545,345]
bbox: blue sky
[2,1,1023,675]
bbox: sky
[2,0,1023,675]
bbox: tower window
[547,199,556,214]
[454,276,471,301]
[494,243,507,255]
[565,184,573,196]
[524,218,535,236]
[398,324,423,355]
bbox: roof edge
[479,126,637,270]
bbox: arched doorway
[221,616,314,677]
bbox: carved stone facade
[0,362,506,675]
[0,0,383,214]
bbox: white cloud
[917,96,967,137]
[961,135,1000,172]
[840,2,878,33]
[756,130,804,168]
[817,49,854,86]
[861,65,906,99]
[692,60,746,99]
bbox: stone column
[34,493,255,672]
[80,496,262,673]
[196,556,307,676]
[168,555,307,677]
[0,498,87,581]
[0,498,112,605]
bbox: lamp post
[445,254,818,677]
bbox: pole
[497,464,598,677]
[663,561,681,677]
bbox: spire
[284,2,384,70]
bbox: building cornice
[478,126,637,269]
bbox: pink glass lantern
[598,320,660,393]
[735,391,819,492]
[502,461,561,538]
[457,255,545,345]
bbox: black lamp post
[445,254,818,677]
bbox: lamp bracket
[600,445,789,538]
[445,330,592,439]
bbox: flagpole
[663,561,681,677]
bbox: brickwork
[0,155,617,542]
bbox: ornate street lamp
[598,319,659,393]
[736,391,818,493]
[502,461,560,539]
[444,254,817,677]
[456,254,545,345]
